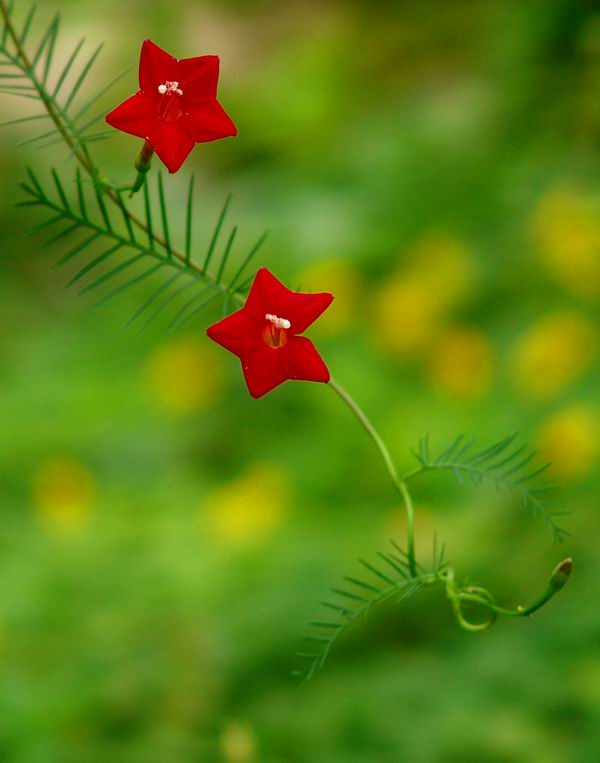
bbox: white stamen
[265,313,291,330]
[158,80,183,96]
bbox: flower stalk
[129,140,154,196]
[328,378,417,576]
[326,378,572,635]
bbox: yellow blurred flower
[206,463,289,544]
[408,234,475,307]
[426,326,494,399]
[143,336,224,413]
[220,720,258,763]
[531,189,600,297]
[510,312,597,399]
[371,234,475,356]
[33,457,95,529]
[297,259,362,336]
[371,275,445,355]
[537,404,598,481]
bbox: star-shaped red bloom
[207,268,334,399]
[105,39,237,173]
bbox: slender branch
[328,378,417,576]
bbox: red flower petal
[148,121,195,173]
[281,336,330,383]
[206,309,261,358]
[242,346,288,399]
[244,268,333,334]
[287,291,334,335]
[105,91,157,139]
[244,268,296,323]
[183,99,238,143]
[139,39,177,93]
[176,55,220,99]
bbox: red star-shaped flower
[207,268,334,399]
[105,39,237,173]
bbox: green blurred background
[1,0,599,760]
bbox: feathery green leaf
[52,36,84,98]
[157,171,171,257]
[63,41,103,112]
[19,4,37,46]
[78,252,146,296]
[203,193,231,272]
[228,231,268,291]
[407,433,566,540]
[185,173,194,264]
[123,270,185,329]
[66,242,122,287]
[31,12,58,69]
[55,232,99,267]
[71,65,129,122]
[216,225,237,284]
[298,544,425,682]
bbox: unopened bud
[134,140,154,174]
[549,558,572,592]
[130,141,155,196]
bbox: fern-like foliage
[0,1,121,161]
[294,538,447,682]
[297,432,571,681]
[406,433,569,542]
[19,166,267,329]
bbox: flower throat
[263,313,290,347]
[157,80,184,121]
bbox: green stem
[328,378,417,576]
[442,568,496,631]
[457,557,572,618]
[457,591,551,618]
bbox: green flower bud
[134,140,154,174]
[549,558,572,592]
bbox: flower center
[263,313,291,348]
[157,81,184,122]
[265,313,291,330]
[157,80,183,96]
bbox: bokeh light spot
[143,336,224,413]
[510,312,597,400]
[427,326,493,398]
[206,463,290,545]
[532,189,600,297]
[33,457,95,530]
[220,720,258,763]
[537,404,598,481]
[371,234,475,356]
